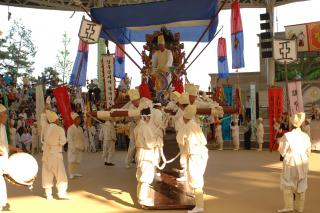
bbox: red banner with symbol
[53,86,73,129]
[268,87,283,151]
[307,21,320,51]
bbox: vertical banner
[306,21,320,51]
[36,85,45,139]
[70,40,89,86]
[250,84,256,125]
[53,86,73,129]
[231,1,245,69]
[268,87,283,151]
[102,54,115,108]
[98,38,106,98]
[287,81,304,115]
[217,37,229,79]
[222,85,233,141]
[114,44,126,79]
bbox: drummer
[0,104,20,211]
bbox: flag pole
[284,61,291,130]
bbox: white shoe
[74,174,82,177]
[277,208,294,213]
[58,194,70,200]
[188,206,204,213]
[176,176,187,182]
[46,195,53,200]
[139,198,154,207]
[218,148,223,151]
[69,174,75,179]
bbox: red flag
[53,86,74,129]
[231,1,243,34]
[268,87,283,151]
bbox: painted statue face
[159,44,165,51]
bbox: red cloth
[307,21,320,51]
[53,86,74,129]
[268,87,283,151]
[231,1,243,34]
[218,37,227,57]
[139,78,152,100]
[172,77,184,93]
[78,40,89,52]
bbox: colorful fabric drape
[231,1,245,69]
[114,44,126,79]
[53,86,73,129]
[70,40,89,87]
[217,37,229,79]
[307,21,320,51]
[222,85,233,141]
[268,87,283,151]
[172,77,184,93]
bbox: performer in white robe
[215,119,224,150]
[88,125,96,152]
[99,119,117,166]
[278,112,311,213]
[255,117,264,151]
[42,110,69,200]
[176,105,208,213]
[0,104,19,211]
[165,91,180,129]
[83,125,90,153]
[67,112,85,179]
[9,120,16,148]
[135,107,157,207]
[231,120,240,151]
[174,92,190,182]
[20,128,32,153]
[151,35,173,84]
[31,122,39,154]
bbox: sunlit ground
[6,150,320,213]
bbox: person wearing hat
[255,117,264,151]
[151,35,173,76]
[0,104,20,211]
[42,110,69,200]
[31,122,39,154]
[174,92,190,182]
[215,118,224,150]
[134,107,157,207]
[231,120,240,151]
[165,91,180,129]
[277,112,311,213]
[176,105,208,213]
[67,112,85,179]
[99,117,117,166]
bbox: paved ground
[6,150,320,213]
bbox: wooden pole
[284,61,291,130]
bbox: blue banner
[91,0,218,44]
[222,85,233,141]
[231,31,245,69]
[69,51,88,87]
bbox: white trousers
[187,152,208,189]
[126,139,135,166]
[102,140,115,163]
[42,155,68,194]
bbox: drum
[3,152,38,188]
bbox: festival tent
[90,0,219,44]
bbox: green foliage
[0,19,37,84]
[56,32,72,84]
[41,67,60,87]
[275,52,320,81]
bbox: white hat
[290,112,305,128]
[178,93,190,105]
[258,117,263,122]
[71,112,80,120]
[46,110,59,123]
[185,84,199,96]
[170,91,181,102]
[158,35,165,45]
[183,105,197,120]
[0,104,7,113]
[128,89,140,101]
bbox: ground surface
[6,150,320,213]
